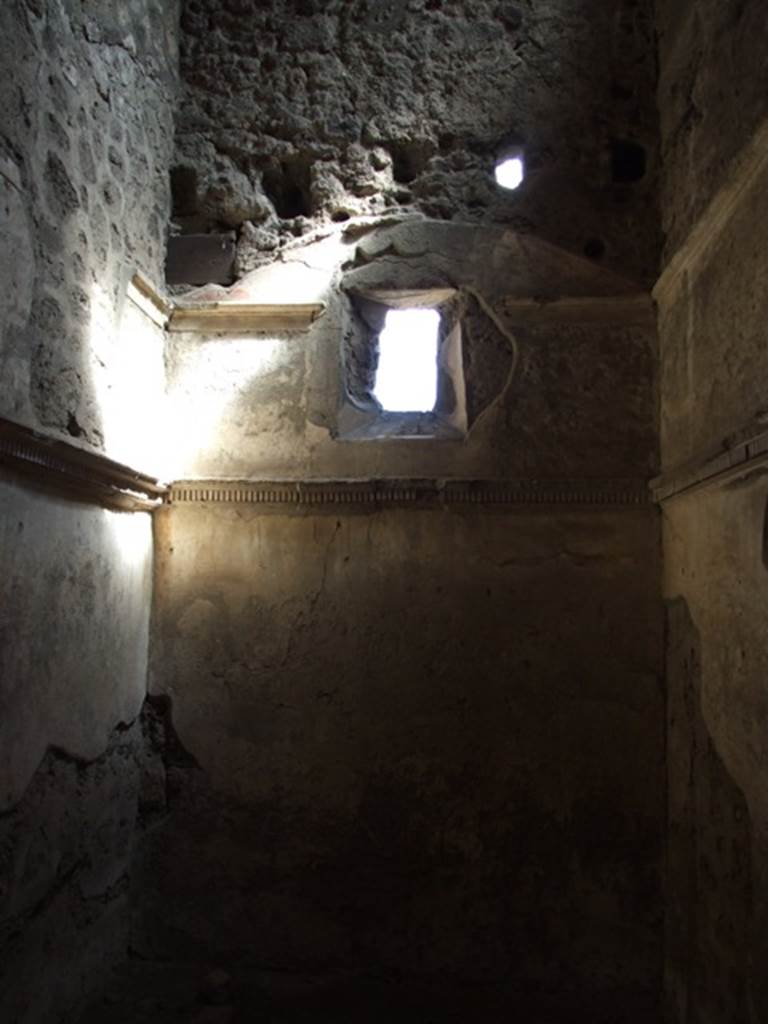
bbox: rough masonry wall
[141,502,664,1022]
[0,3,178,1021]
[0,0,177,452]
[174,0,659,283]
[656,1,768,1020]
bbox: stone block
[166,233,236,286]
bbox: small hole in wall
[261,160,312,219]
[494,155,525,190]
[584,237,606,261]
[389,140,434,184]
[611,138,647,183]
[331,210,351,222]
[66,412,86,438]
[170,165,198,217]
[373,308,440,412]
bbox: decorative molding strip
[168,302,326,333]
[501,294,655,326]
[167,478,650,509]
[654,115,768,305]
[126,272,172,329]
[652,427,768,504]
[0,418,167,512]
[124,272,325,334]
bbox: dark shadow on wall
[665,597,753,1024]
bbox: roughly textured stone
[174,0,660,283]
[0,0,178,448]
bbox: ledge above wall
[128,272,325,333]
[0,418,167,512]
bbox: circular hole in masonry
[332,210,351,222]
[494,154,525,190]
[611,138,647,183]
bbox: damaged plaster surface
[658,156,768,471]
[656,0,768,257]
[142,502,664,1020]
[174,0,659,283]
[0,477,153,1021]
[656,2,768,1019]
[0,3,179,1021]
[0,721,144,1024]
[664,484,768,1023]
[166,219,656,480]
[0,479,153,813]
[0,0,177,451]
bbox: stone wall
[656,1,768,1020]
[0,3,178,1020]
[0,0,177,454]
[136,5,666,1013]
[174,0,659,283]
[146,206,663,1017]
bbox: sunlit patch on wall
[163,335,280,478]
[373,308,440,412]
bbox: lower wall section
[664,477,768,1024]
[0,478,153,810]
[141,502,663,1018]
[0,720,143,1024]
[0,475,154,1024]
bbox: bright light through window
[373,308,440,412]
[494,155,524,190]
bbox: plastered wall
[656,1,768,1019]
[0,3,178,1020]
[134,5,666,1012]
[142,502,663,1019]
[144,219,664,1021]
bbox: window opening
[494,155,525,191]
[373,308,440,412]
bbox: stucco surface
[0,3,178,1019]
[656,3,768,1018]
[658,160,768,472]
[141,501,664,1017]
[0,479,153,811]
[165,222,656,481]
[663,481,768,1023]
[657,0,768,259]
